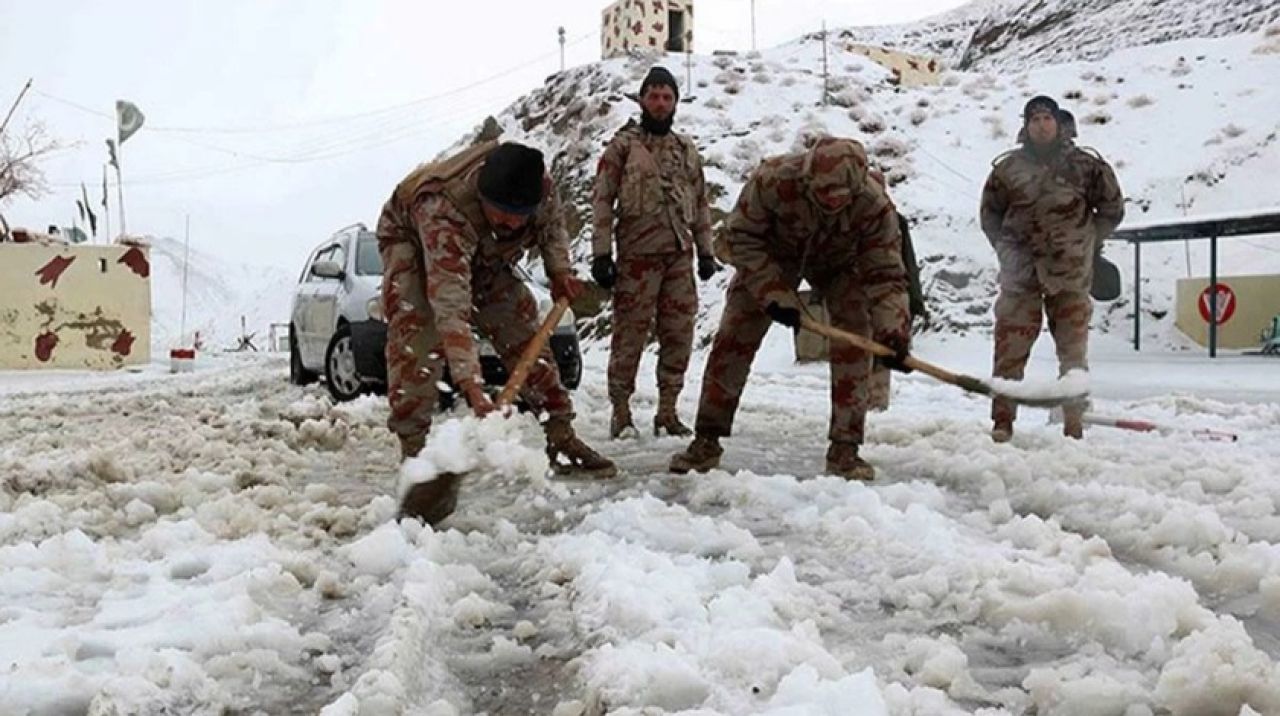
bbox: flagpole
[101,164,112,243]
[181,214,190,345]
[115,150,127,237]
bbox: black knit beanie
[639,66,679,101]
[477,143,545,215]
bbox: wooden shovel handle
[798,314,992,397]
[497,297,571,407]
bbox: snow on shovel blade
[986,369,1090,408]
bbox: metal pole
[181,214,191,344]
[115,152,127,236]
[751,0,757,52]
[1209,232,1218,358]
[1133,240,1141,351]
[821,21,829,106]
[101,164,111,242]
[558,27,565,72]
[0,78,32,137]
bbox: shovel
[399,297,571,523]
[798,313,1089,409]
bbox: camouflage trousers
[607,252,697,405]
[694,269,872,444]
[991,288,1091,424]
[380,239,572,440]
[867,364,891,411]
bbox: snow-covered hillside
[455,19,1280,351]
[834,0,1278,71]
[147,236,295,354]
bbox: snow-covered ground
[2,326,1279,714]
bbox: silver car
[289,223,582,402]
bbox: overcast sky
[1,0,970,269]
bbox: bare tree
[0,121,60,206]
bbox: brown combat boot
[991,421,1013,444]
[826,442,875,481]
[668,434,723,474]
[545,416,618,479]
[653,393,692,437]
[610,402,638,440]
[1063,412,1084,440]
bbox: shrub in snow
[1127,94,1156,108]
[1222,124,1247,139]
[723,83,743,96]
[703,97,726,110]
[1063,88,1084,100]
[1172,57,1192,77]
[712,55,734,70]
[696,79,710,88]
[713,71,737,85]
[909,108,928,126]
[749,62,767,73]
[830,86,869,108]
[847,105,868,123]
[1093,93,1111,105]
[1083,111,1111,125]
[858,115,887,134]
[981,115,1007,139]
[915,97,930,108]
[1079,70,1096,81]
[780,76,797,87]
[752,72,771,84]
[870,135,910,159]
[941,73,961,87]
[731,139,762,164]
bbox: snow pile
[397,410,551,502]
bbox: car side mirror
[311,260,345,280]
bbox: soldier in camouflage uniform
[980,95,1125,442]
[378,141,616,523]
[669,137,912,481]
[591,66,718,439]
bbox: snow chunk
[344,523,410,578]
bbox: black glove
[764,301,801,329]
[591,255,617,290]
[875,335,914,374]
[697,254,721,281]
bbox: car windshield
[355,235,382,276]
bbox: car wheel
[289,326,318,386]
[325,324,365,402]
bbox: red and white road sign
[1198,283,1237,324]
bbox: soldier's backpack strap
[394,139,498,208]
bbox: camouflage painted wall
[0,244,152,370]
[843,43,942,87]
[601,0,694,59]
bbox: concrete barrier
[0,244,152,370]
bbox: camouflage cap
[803,137,870,213]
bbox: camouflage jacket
[980,141,1125,295]
[591,122,714,259]
[725,138,910,342]
[377,141,573,387]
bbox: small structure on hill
[601,0,694,58]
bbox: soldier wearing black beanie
[477,142,545,215]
